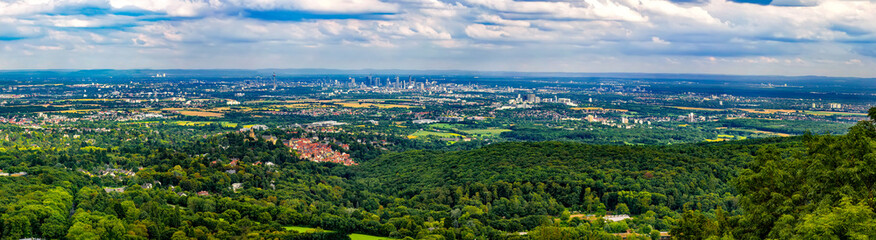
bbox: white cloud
[652,36,669,44]
[229,0,398,13]
[0,0,875,76]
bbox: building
[586,115,598,122]
[104,187,125,193]
[284,138,356,166]
[523,94,540,103]
[413,119,438,124]
[603,214,631,222]
[437,116,464,122]
[309,121,346,127]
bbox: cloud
[0,0,874,77]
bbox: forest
[0,108,873,239]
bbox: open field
[171,121,237,128]
[728,128,792,137]
[668,106,725,111]
[273,103,333,109]
[178,111,223,117]
[804,111,868,116]
[283,226,395,240]
[409,130,463,138]
[461,128,511,137]
[738,109,799,114]
[336,102,415,109]
[54,109,100,113]
[283,226,333,233]
[349,233,398,240]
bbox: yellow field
[66,99,116,102]
[55,109,100,113]
[178,111,223,117]
[272,104,333,109]
[730,129,792,137]
[336,102,414,109]
[738,109,799,114]
[669,106,724,111]
[804,111,868,116]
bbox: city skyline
[1,0,875,77]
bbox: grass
[726,128,792,137]
[283,226,396,240]
[428,123,458,129]
[350,233,397,240]
[283,226,333,233]
[409,130,463,138]
[461,128,511,137]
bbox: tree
[670,210,717,240]
[171,230,190,240]
[66,222,100,240]
[615,203,630,215]
[2,215,31,239]
[40,214,68,239]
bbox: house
[225,170,237,174]
[309,121,346,127]
[142,183,153,189]
[177,192,187,196]
[232,183,243,192]
[603,214,631,222]
[104,187,125,193]
[261,135,277,144]
[229,158,240,166]
[412,119,438,124]
[197,191,209,196]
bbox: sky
[1,0,875,77]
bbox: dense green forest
[0,109,873,239]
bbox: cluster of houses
[0,169,27,177]
[78,168,136,178]
[284,138,356,166]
